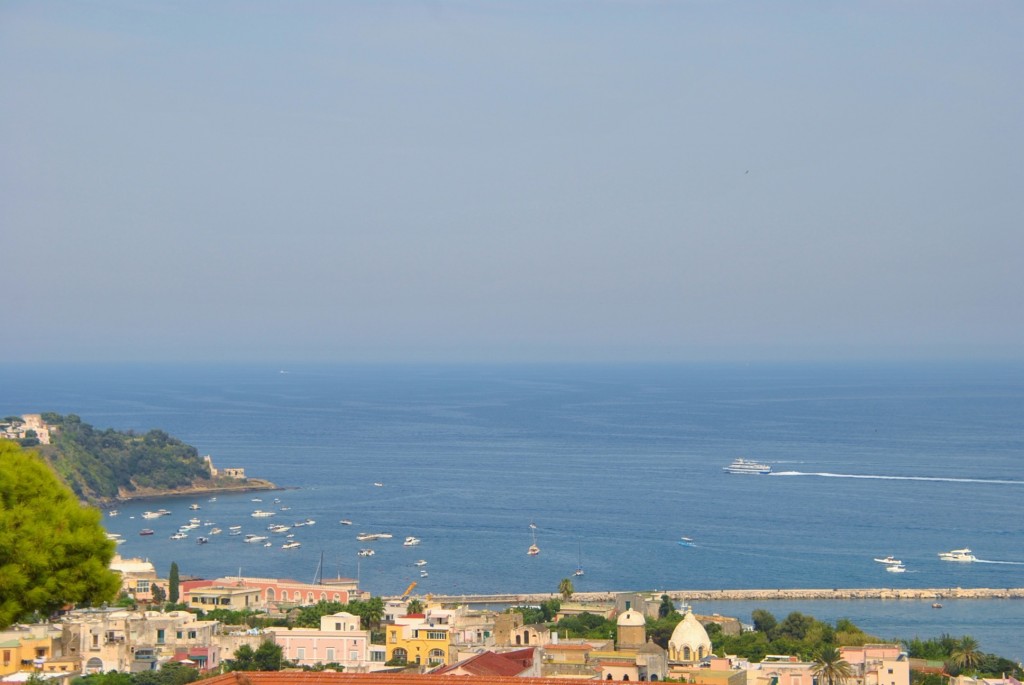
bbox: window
[428,649,445,665]
[371,651,385,662]
[391,648,407,664]
[335,623,342,631]
[326,649,335,661]
[188,631,196,639]
[427,631,446,640]
[156,630,165,644]
[297,648,305,660]
[137,580,150,593]
[177,632,183,639]
[390,631,397,644]
[349,651,358,661]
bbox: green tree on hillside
[950,636,981,674]
[0,441,121,628]
[558,578,574,600]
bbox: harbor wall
[422,587,1024,605]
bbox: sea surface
[1,362,1022,660]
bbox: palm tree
[813,646,853,685]
[558,577,575,600]
[950,636,981,673]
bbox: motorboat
[108,510,119,517]
[678,537,696,548]
[281,541,301,550]
[244,534,268,543]
[170,532,188,540]
[188,517,201,525]
[939,548,977,562]
[196,536,209,545]
[932,603,943,609]
[251,510,275,518]
[414,559,428,566]
[885,564,907,573]
[142,509,170,519]
[189,504,200,510]
[723,458,772,474]
[874,555,902,565]
[373,482,384,487]
[139,529,154,536]
[339,519,353,525]
[419,570,429,577]
[252,498,263,502]
[268,524,291,533]
[357,549,375,557]
[356,532,392,541]
[403,536,421,546]
[263,541,272,547]
[209,527,222,535]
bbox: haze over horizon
[3,2,1022,364]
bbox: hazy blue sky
[3,1,1022,363]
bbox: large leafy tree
[950,636,981,674]
[229,641,285,671]
[0,441,121,627]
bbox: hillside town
[2,554,1013,685]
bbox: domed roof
[668,611,711,650]
[617,609,646,627]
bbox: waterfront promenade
[419,587,1024,604]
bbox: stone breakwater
[424,587,1024,604]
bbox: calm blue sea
[1,362,1022,660]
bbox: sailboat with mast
[527,524,540,556]
[573,542,584,576]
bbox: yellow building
[0,625,61,678]
[384,616,451,667]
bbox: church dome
[668,612,711,662]
[617,609,646,627]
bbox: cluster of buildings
[1,560,932,685]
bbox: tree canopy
[0,440,121,627]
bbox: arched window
[624,675,630,681]
[651,676,659,681]
[333,593,341,601]
[86,658,103,674]
[683,646,691,661]
[391,648,408,664]
[515,635,521,646]
[307,592,314,602]
[524,631,530,645]
[281,590,288,601]
[428,649,445,665]
[607,675,613,680]
[266,588,276,601]
[320,592,327,601]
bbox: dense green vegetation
[30,414,227,503]
[0,441,121,627]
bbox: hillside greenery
[32,414,223,503]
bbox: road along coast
[422,587,1024,604]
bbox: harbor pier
[417,587,1024,605]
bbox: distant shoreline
[104,478,282,507]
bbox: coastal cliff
[11,413,276,506]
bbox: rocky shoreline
[101,478,281,507]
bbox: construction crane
[401,582,417,600]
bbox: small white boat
[209,528,222,535]
[938,548,977,562]
[419,570,429,577]
[414,559,428,566]
[196,536,209,545]
[373,482,384,487]
[874,555,902,565]
[357,548,375,557]
[339,519,353,525]
[252,498,263,502]
[244,534,268,543]
[885,564,907,573]
[251,510,275,518]
[108,510,119,517]
[189,504,200,510]
[208,497,217,502]
[403,536,421,546]
[263,541,272,547]
[170,532,188,540]
[281,540,301,550]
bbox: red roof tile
[203,671,593,685]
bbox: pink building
[181,576,359,609]
[266,612,387,672]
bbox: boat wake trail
[770,471,1022,486]
[974,559,1024,565]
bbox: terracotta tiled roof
[433,648,535,677]
[203,672,594,685]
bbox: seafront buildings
[0,558,944,685]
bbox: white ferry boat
[723,458,772,475]
[938,548,977,562]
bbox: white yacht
[723,458,772,474]
[939,548,977,562]
[885,563,907,573]
[244,534,268,543]
[873,555,902,565]
[281,540,301,550]
[251,510,275,518]
[414,559,428,566]
[403,536,421,546]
